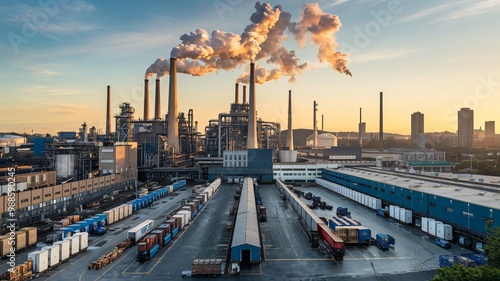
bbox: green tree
[486,224,500,269]
[432,264,500,281]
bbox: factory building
[45,141,99,182]
[99,143,138,179]
[204,83,280,158]
[320,168,499,251]
[208,149,273,182]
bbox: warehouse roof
[328,168,500,210]
[231,178,260,248]
[407,161,456,167]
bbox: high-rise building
[411,112,424,148]
[458,108,474,147]
[485,121,495,147]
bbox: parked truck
[182,259,225,278]
[375,233,395,250]
[336,207,351,218]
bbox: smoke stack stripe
[168,58,180,152]
[235,83,239,104]
[155,78,161,120]
[287,90,294,150]
[379,92,383,151]
[247,62,257,149]
[242,85,247,104]
[144,79,149,121]
[106,85,111,140]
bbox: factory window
[445,206,453,212]
[239,162,242,167]
[238,155,241,160]
[407,195,412,200]
[429,202,436,207]
[64,189,70,193]
[44,194,51,198]
[72,187,77,191]
[225,155,227,160]
[390,191,395,195]
[381,188,385,193]
[55,191,61,195]
[33,196,40,200]
[243,155,246,160]
[21,199,28,203]
[230,155,233,160]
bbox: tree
[432,264,500,281]
[486,223,500,269]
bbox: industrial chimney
[359,107,366,147]
[313,101,318,148]
[379,92,384,151]
[287,90,294,150]
[168,58,180,152]
[242,85,247,104]
[144,79,150,121]
[106,85,111,139]
[247,62,257,149]
[234,83,239,104]
[82,122,88,142]
[154,78,161,120]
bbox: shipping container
[443,224,452,240]
[374,199,382,210]
[20,227,37,247]
[14,231,26,251]
[41,244,60,268]
[0,236,10,257]
[435,222,444,239]
[127,220,155,241]
[28,249,49,274]
[428,220,437,236]
[64,236,80,256]
[394,207,401,221]
[173,214,186,229]
[389,205,396,218]
[53,240,70,262]
[74,232,88,251]
[104,210,114,225]
[177,211,191,225]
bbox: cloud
[350,49,412,64]
[400,0,500,23]
[42,102,90,115]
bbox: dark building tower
[485,121,495,147]
[458,108,474,147]
[379,92,383,151]
[411,112,424,148]
[358,108,366,147]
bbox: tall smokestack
[321,114,324,134]
[379,92,384,151]
[106,85,111,139]
[168,58,180,152]
[144,79,150,121]
[242,85,247,104]
[287,90,294,150]
[82,122,88,142]
[154,78,161,120]
[247,62,257,149]
[359,107,363,146]
[234,83,239,104]
[313,101,318,148]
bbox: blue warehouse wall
[321,169,499,237]
[231,244,261,263]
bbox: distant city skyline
[1,1,500,136]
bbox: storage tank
[28,249,49,274]
[55,154,76,178]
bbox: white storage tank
[428,220,437,236]
[28,249,49,274]
[53,240,70,262]
[64,236,80,256]
[41,244,60,268]
[75,232,88,252]
[443,224,453,240]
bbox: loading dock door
[242,249,251,263]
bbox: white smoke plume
[237,65,282,84]
[145,2,351,81]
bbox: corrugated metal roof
[231,177,260,248]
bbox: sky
[1,0,500,136]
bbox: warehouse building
[321,168,499,252]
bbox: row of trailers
[275,180,346,259]
[51,180,187,241]
[130,179,222,262]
